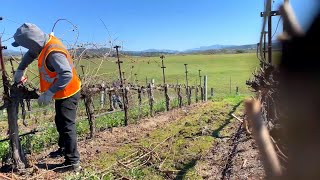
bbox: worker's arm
[17,50,38,70]
[46,52,72,93]
[14,50,38,83]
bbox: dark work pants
[55,92,80,163]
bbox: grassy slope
[65,95,245,179]
[2,53,258,96]
[76,53,259,96]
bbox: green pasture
[3,53,259,96]
[76,53,259,96]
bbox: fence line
[0,79,210,140]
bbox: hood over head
[12,23,48,54]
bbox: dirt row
[11,103,201,179]
[196,118,265,179]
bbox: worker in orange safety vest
[12,23,81,172]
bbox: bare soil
[196,119,265,180]
[6,104,200,179]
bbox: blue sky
[0,0,319,51]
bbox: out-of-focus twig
[245,99,282,178]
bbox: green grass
[66,95,246,179]
[2,53,258,96]
[76,53,259,96]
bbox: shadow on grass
[171,101,244,179]
[174,158,198,180]
[211,100,243,138]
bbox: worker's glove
[38,90,54,106]
[13,69,24,83]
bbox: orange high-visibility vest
[38,35,81,99]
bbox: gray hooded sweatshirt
[12,23,72,94]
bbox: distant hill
[183,43,281,54]
[184,44,258,52]
[142,49,179,54]
[3,49,22,56]
[2,42,281,57]
[224,44,257,50]
[184,44,233,53]
[71,43,265,57]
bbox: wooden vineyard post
[199,70,203,102]
[164,84,170,111]
[189,87,193,104]
[138,87,142,120]
[211,88,214,97]
[147,83,154,117]
[122,72,129,107]
[160,55,170,111]
[195,86,199,103]
[84,96,95,138]
[100,83,105,109]
[184,64,189,105]
[124,86,129,115]
[204,75,208,101]
[177,85,182,108]
[200,87,204,102]
[151,79,155,87]
[198,70,202,87]
[185,86,189,105]
[108,90,115,111]
[114,46,128,126]
[188,87,192,105]
[104,87,108,108]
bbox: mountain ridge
[3,43,281,56]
